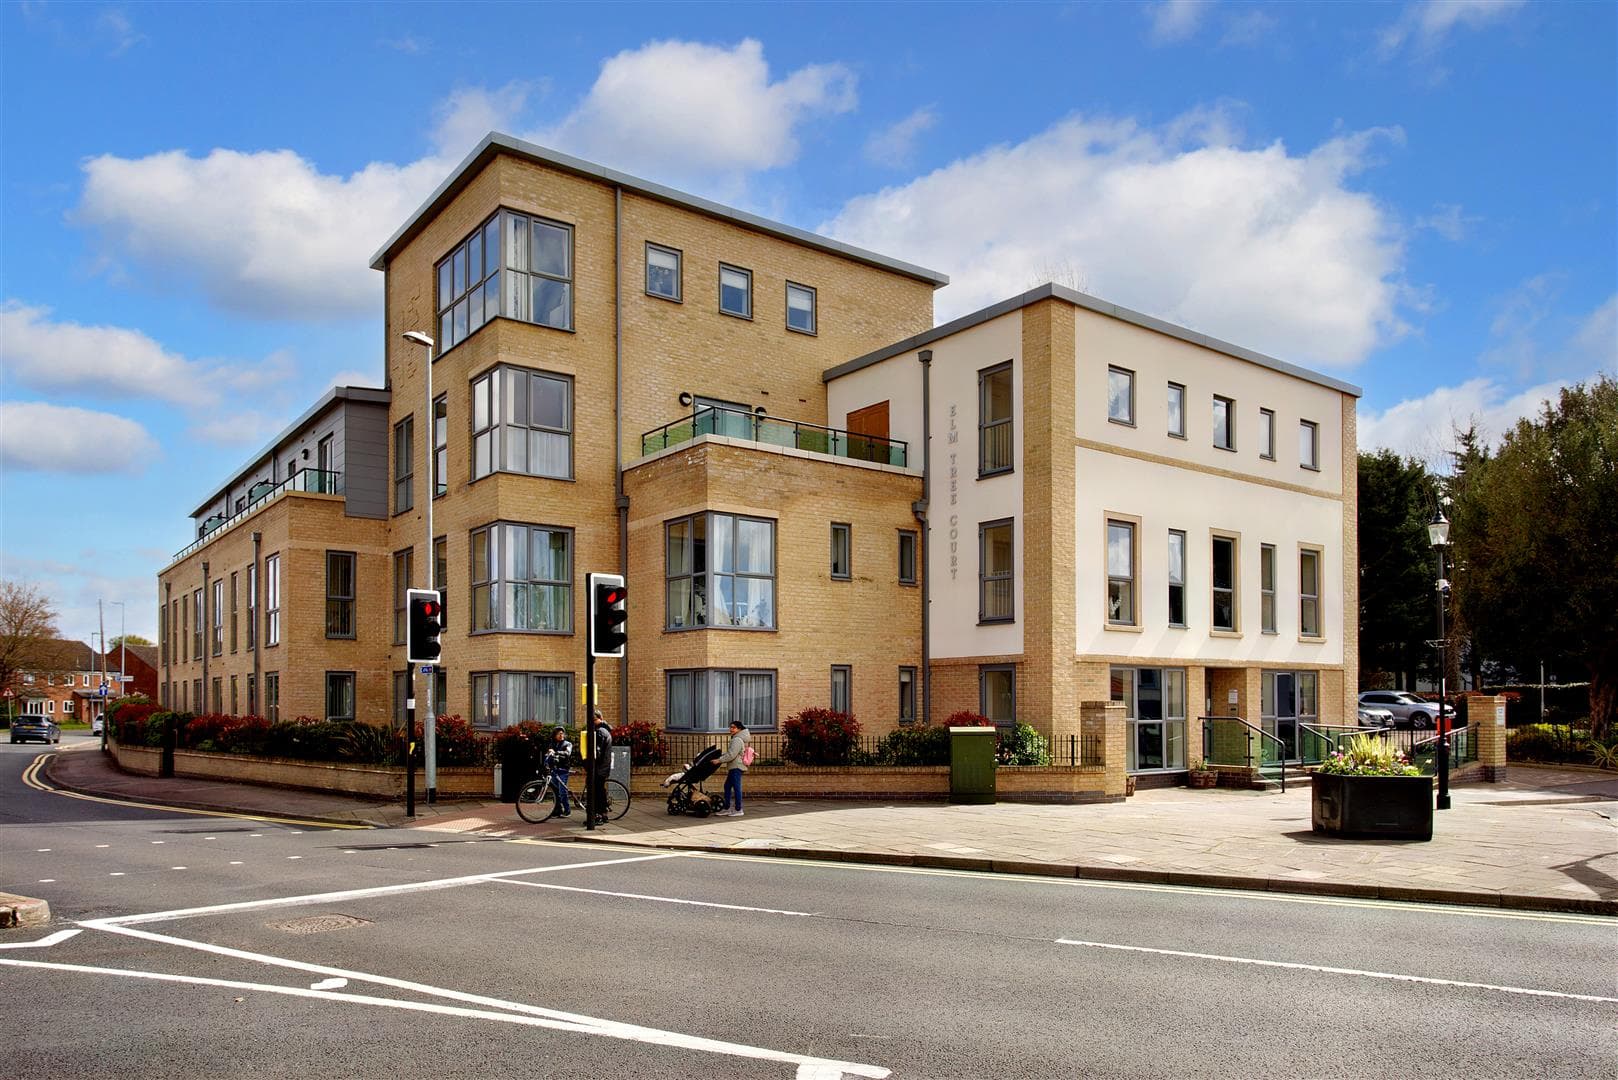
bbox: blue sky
[1,0,1614,645]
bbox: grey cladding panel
[343,403,390,519]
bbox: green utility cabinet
[949,726,998,804]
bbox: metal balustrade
[641,405,908,468]
[170,469,343,563]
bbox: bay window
[471,523,572,633]
[435,210,573,353]
[665,512,776,629]
[667,669,776,731]
[471,365,572,481]
[470,672,572,730]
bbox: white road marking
[287,856,302,860]
[204,837,216,840]
[229,861,243,865]
[151,841,164,844]
[0,929,81,950]
[109,872,125,877]
[170,867,187,871]
[95,844,109,848]
[492,877,818,916]
[37,879,54,884]
[310,977,348,990]
[0,951,888,1077]
[1055,938,1618,1004]
[36,848,50,852]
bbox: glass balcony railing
[641,405,908,468]
[171,469,343,563]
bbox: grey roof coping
[189,385,391,517]
[822,284,1364,398]
[367,132,950,287]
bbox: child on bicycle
[544,726,574,817]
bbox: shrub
[217,715,271,756]
[265,718,348,760]
[1507,723,1591,764]
[997,723,1052,766]
[492,720,565,776]
[110,700,161,741]
[180,713,238,752]
[409,714,490,767]
[1316,734,1420,776]
[340,722,397,765]
[871,725,951,765]
[612,719,668,766]
[782,708,861,766]
[944,710,990,727]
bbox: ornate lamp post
[1427,505,1452,811]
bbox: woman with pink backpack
[713,719,753,817]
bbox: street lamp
[1427,504,1452,811]
[400,330,437,806]
[108,600,125,750]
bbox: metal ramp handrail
[1200,716,1290,792]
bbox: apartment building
[157,133,1359,783]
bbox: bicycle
[515,769,631,824]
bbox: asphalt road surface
[4,740,1616,1078]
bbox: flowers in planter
[1315,734,1420,777]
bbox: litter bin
[949,726,997,804]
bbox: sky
[1,0,1614,647]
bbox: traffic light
[589,573,627,658]
[407,588,443,665]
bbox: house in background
[5,639,151,725]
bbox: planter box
[1311,772,1433,841]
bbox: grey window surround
[719,263,753,319]
[433,395,448,499]
[1167,382,1187,439]
[1167,528,1187,628]
[830,522,852,580]
[229,572,238,655]
[246,563,256,650]
[666,668,777,732]
[470,364,574,482]
[265,554,280,647]
[1110,666,1189,773]
[434,208,575,358]
[469,671,573,731]
[211,578,224,657]
[899,666,917,724]
[646,242,682,302]
[1300,548,1322,637]
[433,536,448,632]
[264,671,280,723]
[1107,519,1136,626]
[1300,419,1320,471]
[979,664,1016,726]
[1213,395,1236,452]
[325,550,356,640]
[898,529,918,586]
[978,361,1014,478]
[324,671,355,723]
[192,588,203,659]
[1212,534,1238,632]
[830,665,851,714]
[470,521,573,635]
[1259,408,1276,461]
[786,281,817,335]
[664,511,777,631]
[1107,365,1136,426]
[393,415,414,515]
[979,518,1015,624]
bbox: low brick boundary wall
[108,739,491,799]
[631,763,1111,803]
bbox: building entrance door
[1262,670,1318,764]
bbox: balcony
[641,405,907,468]
[170,469,343,563]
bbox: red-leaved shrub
[782,707,861,766]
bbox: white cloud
[865,107,938,169]
[0,401,158,474]
[1570,295,1618,374]
[1148,0,1213,44]
[824,112,1407,368]
[0,301,294,407]
[0,552,160,645]
[541,39,856,182]
[97,9,145,56]
[1414,202,1474,242]
[432,82,536,158]
[326,368,382,391]
[1220,9,1278,47]
[1359,376,1570,462]
[1379,0,1524,60]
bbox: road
[4,738,1615,1078]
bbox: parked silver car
[1357,705,1396,728]
[9,714,61,744]
[1357,691,1455,730]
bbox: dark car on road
[9,714,61,744]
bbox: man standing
[590,707,613,825]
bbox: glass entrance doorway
[1111,666,1188,772]
[1262,670,1318,763]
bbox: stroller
[661,745,723,817]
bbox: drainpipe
[916,349,933,726]
[162,580,172,707]
[200,560,210,712]
[614,185,630,729]
[251,533,262,715]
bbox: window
[1300,547,1322,637]
[1112,667,1188,772]
[665,512,776,629]
[1107,366,1135,425]
[325,672,355,723]
[1259,408,1276,460]
[434,537,448,631]
[160,605,168,668]
[192,679,201,712]
[192,589,203,659]
[82,673,91,687]
[830,523,852,580]
[719,264,752,318]
[212,579,224,656]
[1167,529,1187,627]
[470,672,572,730]
[1167,382,1186,438]
[325,552,356,639]
[434,210,573,352]
[978,362,1013,476]
[63,698,74,714]
[47,700,54,714]
[394,415,414,513]
[979,519,1014,623]
[1213,395,1235,451]
[666,669,776,731]
[898,530,918,585]
[179,599,186,664]
[1300,420,1319,471]
[471,523,572,633]
[230,675,238,715]
[246,563,257,649]
[471,365,572,481]
[899,667,917,724]
[265,555,281,646]
[830,665,851,713]
[393,549,413,644]
[786,282,816,334]
[247,673,256,715]
[1107,519,1137,626]
[229,572,239,654]
[646,243,681,301]
[1212,534,1238,632]
[979,666,1015,725]
[433,395,448,498]
[211,677,222,713]
[1260,544,1277,633]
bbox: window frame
[1213,395,1236,452]
[785,281,817,335]
[469,364,575,483]
[1260,543,1278,634]
[211,578,224,656]
[830,522,852,581]
[645,242,683,302]
[192,588,203,660]
[246,563,257,650]
[1300,419,1320,472]
[433,536,448,632]
[718,263,753,319]
[978,518,1015,624]
[1210,531,1241,634]
[1259,408,1276,461]
[325,550,356,640]
[1299,544,1324,640]
[393,548,413,645]
[1105,515,1140,628]
[1167,528,1187,629]
[978,664,1016,727]
[665,668,778,732]
[324,671,356,723]
[899,666,917,724]
[898,530,918,586]
[1167,382,1187,439]
[433,211,502,355]
[469,670,574,731]
[265,553,281,647]
[830,665,852,714]
[229,571,238,654]
[469,521,575,636]
[1107,365,1136,427]
[433,394,448,499]
[394,414,414,514]
[663,512,778,632]
[977,361,1014,478]
[264,672,279,723]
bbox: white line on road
[0,929,81,950]
[1055,938,1618,1004]
[492,877,819,916]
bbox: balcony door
[847,401,890,463]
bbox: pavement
[42,744,1618,915]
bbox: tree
[1450,377,1618,740]
[107,634,154,648]
[0,581,61,700]
[1357,450,1438,689]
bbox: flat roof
[823,284,1364,398]
[368,132,950,287]
[189,385,390,517]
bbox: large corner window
[470,672,572,730]
[1106,519,1136,626]
[471,365,572,481]
[979,665,1015,726]
[435,210,573,353]
[394,415,414,513]
[665,512,776,629]
[667,669,776,732]
[978,362,1013,476]
[471,523,572,633]
[979,519,1014,623]
[1112,666,1188,772]
[325,551,355,639]
[1212,534,1238,632]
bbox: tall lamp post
[1427,505,1452,811]
[108,600,125,750]
[401,329,437,804]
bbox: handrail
[169,469,343,563]
[1200,715,1289,792]
[640,404,909,467]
